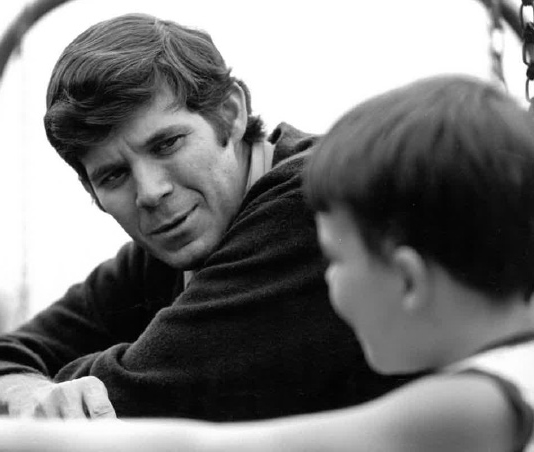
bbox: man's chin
[152,243,212,270]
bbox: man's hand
[0,374,116,419]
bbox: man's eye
[154,135,184,155]
[97,169,127,188]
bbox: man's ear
[391,246,430,313]
[221,82,248,143]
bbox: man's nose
[134,162,173,209]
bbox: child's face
[315,204,411,374]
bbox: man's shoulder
[100,241,148,273]
[236,123,319,221]
[93,241,178,289]
[85,241,181,312]
[268,122,319,167]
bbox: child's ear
[391,246,430,313]
[221,82,248,143]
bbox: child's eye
[320,246,337,265]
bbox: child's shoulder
[381,335,534,452]
[445,333,534,385]
[441,335,534,451]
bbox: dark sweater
[0,123,409,420]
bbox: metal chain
[520,0,534,112]
[488,0,508,91]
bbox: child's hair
[305,75,534,301]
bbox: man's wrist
[0,373,52,396]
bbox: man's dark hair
[305,75,534,301]
[44,13,265,185]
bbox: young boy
[1,74,534,452]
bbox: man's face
[81,89,249,269]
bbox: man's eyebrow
[142,125,186,149]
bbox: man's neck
[184,139,274,288]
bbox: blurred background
[0,0,527,331]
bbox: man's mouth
[148,206,196,236]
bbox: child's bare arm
[210,373,517,452]
[0,373,517,452]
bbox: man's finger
[33,385,83,419]
[33,400,60,418]
[82,382,116,419]
[52,383,86,419]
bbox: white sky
[0,0,527,325]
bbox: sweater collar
[246,139,274,192]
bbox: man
[0,13,407,420]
